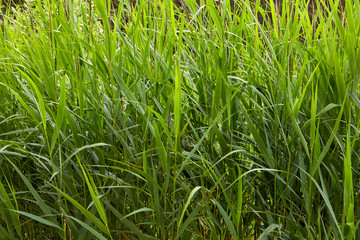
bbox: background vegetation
[0,0,359,239]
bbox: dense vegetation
[0,0,359,239]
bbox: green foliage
[0,0,359,239]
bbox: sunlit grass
[0,0,359,239]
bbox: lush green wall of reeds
[0,0,359,239]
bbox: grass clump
[0,0,359,239]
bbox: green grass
[0,0,359,239]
